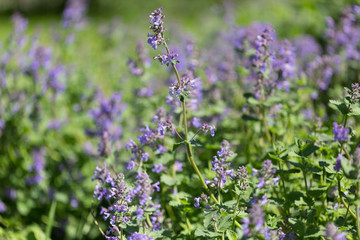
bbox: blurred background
[0,0,359,239]
[0,0,358,38]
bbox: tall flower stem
[337,178,357,220]
[356,182,360,239]
[164,42,242,229]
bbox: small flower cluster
[87,92,125,155]
[194,193,210,208]
[125,119,171,171]
[127,41,150,77]
[242,203,286,239]
[128,232,153,240]
[252,160,279,188]
[62,0,88,29]
[200,123,216,137]
[92,164,161,239]
[234,166,249,190]
[348,83,360,103]
[169,75,198,96]
[154,52,178,65]
[332,122,349,142]
[26,148,46,185]
[250,26,275,99]
[272,39,296,91]
[205,140,234,189]
[334,154,342,172]
[147,8,165,50]
[325,223,346,240]
[326,6,360,60]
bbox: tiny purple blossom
[201,123,216,137]
[333,122,349,142]
[334,154,342,172]
[152,163,166,173]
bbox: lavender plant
[3,2,360,240]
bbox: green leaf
[194,229,222,238]
[160,175,177,186]
[248,97,260,106]
[190,139,203,148]
[268,154,283,162]
[203,211,215,228]
[289,218,305,236]
[329,100,349,115]
[45,201,57,240]
[226,230,238,240]
[300,143,319,157]
[172,141,186,151]
[348,106,360,116]
[218,214,233,231]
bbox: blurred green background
[0,0,358,40]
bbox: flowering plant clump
[3,1,360,240]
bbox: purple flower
[147,8,165,50]
[0,201,6,213]
[48,65,66,93]
[152,163,166,173]
[333,122,349,142]
[348,83,360,103]
[154,52,178,65]
[127,58,144,76]
[26,148,46,185]
[242,203,265,237]
[325,223,346,240]
[200,123,216,137]
[128,232,153,240]
[47,119,62,130]
[253,160,277,188]
[194,197,200,208]
[62,0,88,29]
[125,161,137,171]
[174,161,183,172]
[206,140,235,189]
[135,207,145,219]
[334,154,342,172]
[98,131,111,157]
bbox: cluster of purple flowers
[168,75,198,96]
[92,164,162,239]
[125,108,172,171]
[332,122,349,142]
[252,160,280,188]
[154,52,178,65]
[62,0,88,29]
[128,232,153,240]
[26,148,46,185]
[87,92,125,155]
[326,6,360,60]
[147,8,165,50]
[200,123,216,137]
[194,193,210,208]
[334,154,342,172]
[306,55,341,91]
[348,83,360,103]
[127,41,151,77]
[205,140,234,189]
[242,203,286,239]
[325,223,346,240]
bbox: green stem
[356,182,360,239]
[164,41,242,230]
[302,158,308,194]
[338,178,357,220]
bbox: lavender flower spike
[147,8,165,50]
[332,122,349,142]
